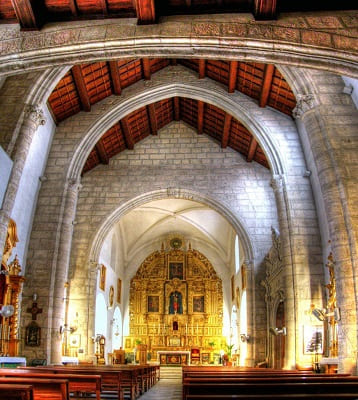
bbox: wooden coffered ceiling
[48,58,296,174]
[1,0,357,30]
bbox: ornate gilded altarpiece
[125,237,224,361]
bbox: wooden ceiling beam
[100,0,109,16]
[228,61,239,93]
[120,117,135,150]
[109,61,122,95]
[198,59,206,79]
[142,58,152,80]
[71,65,91,112]
[174,97,180,121]
[247,137,258,162]
[253,0,277,20]
[259,64,275,108]
[147,104,158,135]
[197,101,204,135]
[135,0,156,24]
[221,114,232,148]
[68,0,79,17]
[10,0,45,30]
[95,139,109,164]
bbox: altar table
[157,350,191,365]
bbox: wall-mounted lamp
[59,324,77,334]
[0,305,14,318]
[240,334,250,342]
[311,307,340,322]
[269,327,287,336]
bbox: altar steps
[160,366,182,380]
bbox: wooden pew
[0,384,33,400]
[25,366,124,400]
[0,378,68,400]
[183,377,358,400]
[0,369,101,400]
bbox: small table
[320,357,338,373]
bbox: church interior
[0,0,357,398]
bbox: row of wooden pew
[0,363,160,400]
[182,366,358,400]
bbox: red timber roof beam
[247,137,258,162]
[11,0,45,30]
[259,64,275,107]
[120,118,135,150]
[109,61,122,95]
[71,65,91,112]
[198,60,206,79]
[100,0,109,16]
[142,59,152,80]
[253,0,277,20]
[147,104,158,135]
[228,61,239,93]
[95,140,109,164]
[135,0,156,24]
[197,101,204,135]
[68,0,79,17]
[221,114,232,148]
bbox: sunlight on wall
[112,306,122,350]
[95,293,107,336]
[235,235,240,273]
[240,290,248,365]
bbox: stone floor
[136,378,182,400]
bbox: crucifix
[26,294,42,320]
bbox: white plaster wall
[10,105,55,269]
[0,145,12,209]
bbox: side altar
[124,237,225,362]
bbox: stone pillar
[244,260,255,367]
[294,97,358,374]
[270,174,297,369]
[0,105,46,260]
[50,177,81,364]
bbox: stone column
[294,97,358,374]
[244,260,255,367]
[50,177,81,364]
[0,105,46,260]
[270,174,297,369]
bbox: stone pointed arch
[67,77,286,181]
[89,188,255,267]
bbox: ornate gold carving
[126,242,224,359]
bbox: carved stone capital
[292,94,316,119]
[270,175,284,192]
[67,177,82,192]
[24,105,46,128]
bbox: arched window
[95,292,107,336]
[231,305,239,357]
[235,235,240,273]
[112,306,122,351]
[239,290,247,365]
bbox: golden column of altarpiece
[125,241,225,362]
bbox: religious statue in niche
[193,295,204,312]
[169,262,184,280]
[169,291,183,314]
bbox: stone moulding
[0,11,357,77]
